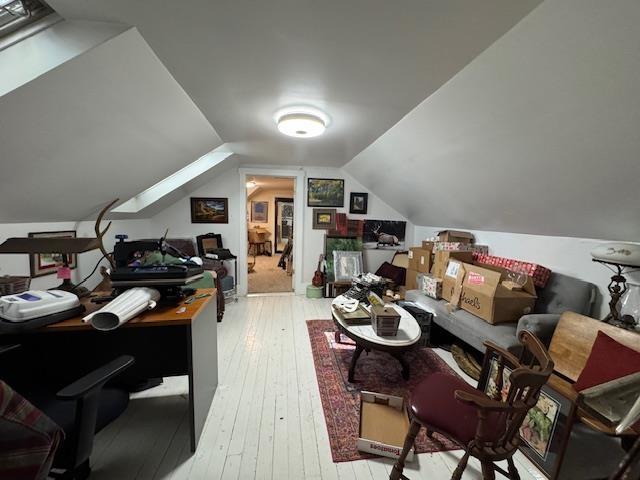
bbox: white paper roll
[84,287,161,331]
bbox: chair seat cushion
[410,372,505,445]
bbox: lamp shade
[591,243,640,267]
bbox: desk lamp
[0,237,101,297]
[591,242,640,329]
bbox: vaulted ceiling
[47,0,542,167]
[344,0,640,241]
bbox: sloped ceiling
[344,0,640,241]
[0,26,221,222]
[48,0,542,167]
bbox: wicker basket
[0,276,31,295]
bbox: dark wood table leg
[391,351,410,380]
[335,330,341,344]
[348,344,365,382]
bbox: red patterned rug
[307,319,462,462]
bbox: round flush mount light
[274,107,330,138]
[246,180,257,188]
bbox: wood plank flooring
[89,295,545,479]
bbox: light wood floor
[89,295,545,480]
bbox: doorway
[246,175,295,294]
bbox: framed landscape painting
[251,201,268,223]
[28,230,77,277]
[190,197,229,224]
[307,178,344,207]
[312,208,337,230]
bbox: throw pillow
[573,331,640,391]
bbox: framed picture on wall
[307,178,344,207]
[349,192,368,214]
[312,208,337,230]
[478,352,576,479]
[190,197,229,223]
[28,230,77,277]
[251,201,268,223]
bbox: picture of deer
[372,224,399,248]
[363,220,406,250]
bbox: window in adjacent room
[0,0,53,39]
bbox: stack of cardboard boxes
[405,230,542,325]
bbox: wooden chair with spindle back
[390,330,554,480]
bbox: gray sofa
[405,272,597,353]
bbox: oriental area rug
[306,319,462,462]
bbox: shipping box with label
[442,260,464,302]
[358,391,414,461]
[458,263,537,324]
[431,251,474,280]
[408,247,432,273]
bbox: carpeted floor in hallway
[248,254,293,293]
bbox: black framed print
[349,192,368,214]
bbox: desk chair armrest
[57,355,135,400]
[454,390,519,412]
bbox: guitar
[312,254,325,287]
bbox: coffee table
[331,297,422,382]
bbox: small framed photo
[28,230,77,278]
[312,208,337,230]
[251,201,268,223]
[478,353,575,479]
[307,178,344,207]
[191,197,229,224]
[333,250,364,282]
[349,192,368,214]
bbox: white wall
[413,225,640,318]
[148,165,412,293]
[0,219,152,291]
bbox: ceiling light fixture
[274,106,329,138]
[246,180,257,188]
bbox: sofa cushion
[405,291,520,353]
[535,272,595,316]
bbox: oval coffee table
[331,297,422,382]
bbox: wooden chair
[390,330,554,480]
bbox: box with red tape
[472,253,551,288]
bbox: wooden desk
[0,289,218,452]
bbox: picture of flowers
[482,355,575,479]
[307,178,344,207]
[28,230,77,277]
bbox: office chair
[0,345,134,480]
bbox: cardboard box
[417,273,442,299]
[405,268,419,290]
[433,242,489,254]
[441,260,464,302]
[421,240,436,250]
[473,253,552,288]
[408,247,432,273]
[431,251,474,279]
[437,230,475,244]
[458,263,537,324]
[358,391,414,461]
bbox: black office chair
[0,345,134,480]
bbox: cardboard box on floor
[431,250,474,279]
[458,263,537,324]
[437,230,475,244]
[358,391,414,461]
[405,268,419,290]
[408,247,432,273]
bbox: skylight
[0,0,52,39]
[113,145,234,213]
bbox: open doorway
[246,175,295,294]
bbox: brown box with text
[431,251,474,279]
[408,247,432,273]
[458,263,537,324]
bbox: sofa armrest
[516,314,561,346]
